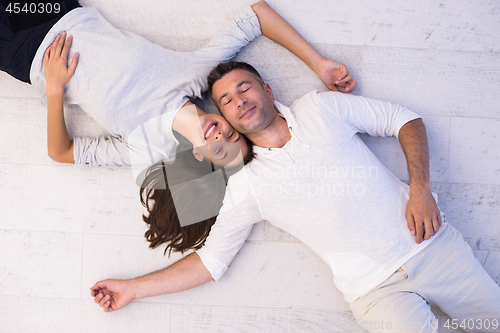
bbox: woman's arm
[44,31,78,163]
[251,1,356,93]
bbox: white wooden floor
[1,0,499,332]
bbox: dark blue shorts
[0,0,80,83]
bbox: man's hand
[316,58,357,93]
[406,187,442,244]
[44,31,78,97]
[90,279,135,312]
[89,253,212,313]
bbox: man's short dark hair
[207,61,264,96]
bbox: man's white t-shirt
[197,90,448,303]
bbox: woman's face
[193,113,248,166]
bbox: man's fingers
[432,213,441,235]
[94,292,104,304]
[423,215,434,241]
[414,216,425,244]
[99,294,111,307]
[91,280,108,292]
[91,281,116,312]
[406,211,416,237]
[90,282,101,293]
[103,301,113,312]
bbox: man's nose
[236,95,247,108]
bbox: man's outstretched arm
[398,118,442,244]
[90,252,212,312]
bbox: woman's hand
[44,31,78,97]
[316,58,357,93]
[44,31,77,163]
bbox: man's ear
[192,148,204,162]
[264,83,275,102]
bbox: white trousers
[349,223,500,333]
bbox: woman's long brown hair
[140,141,254,256]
